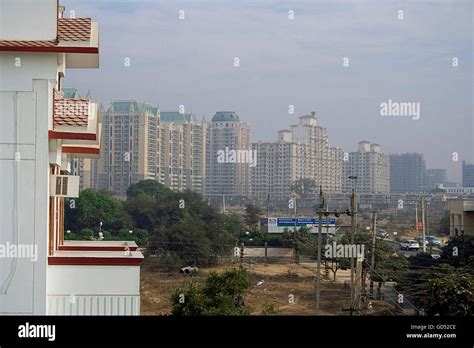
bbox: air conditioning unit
[49,175,80,197]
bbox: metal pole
[421,196,426,252]
[371,211,377,270]
[415,203,419,233]
[316,186,324,312]
[293,191,298,263]
[370,211,377,297]
[350,189,355,315]
[426,202,429,236]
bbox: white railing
[47,294,140,315]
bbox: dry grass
[140,259,397,316]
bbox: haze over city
[1,0,474,338]
[63,0,473,181]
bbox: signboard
[276,217,336,227]
[261,217,336,234]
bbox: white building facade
[342,141,390,194]
[251,113,342,203]
[0,0,143,315]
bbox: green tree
[171,268,251,316]
[65,189,127,233]
[148,217,234,269]
[439,212,450,235]
[397,264,474,316]
[440,235,474,268]
[282,227,318,258]
[421,273,473,315]
[244,204,261,227]
[126,179,170,199]
[409,252,437,268]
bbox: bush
[80,228,94,240]
[171,268,251,316]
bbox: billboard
[261,217,336,234]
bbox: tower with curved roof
[205,111,251,199]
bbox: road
[384,238,441,257]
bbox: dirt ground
[140,259,397,316]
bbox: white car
[399,239,420,251]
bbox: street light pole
[316,185,324,312]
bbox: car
[415,237,429,246]
[426,236,441,246]
[399,239,420,251]
[377,229,389,238]
[431,254,441,260]
[416,236,441,247]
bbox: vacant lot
[141,259,397,315]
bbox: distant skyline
[63,0,473,182]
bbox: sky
[62,0,473,183]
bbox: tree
[323,258,341,281]
[65,189,128,233]
[440,235,474,268]
[244,204,261,227]
[421,273,473,316]
[282,227,318,258]
[372,253,409,282]
[409,252,437,268]
[397,264,474,316]
[171,268,251,316]
[439,212,450,235]
[126,179,169,199]
[65,180,237,263]
[148,215,234,269]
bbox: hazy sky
[62,0,473,182]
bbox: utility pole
[239,242,244,268]
[415,202,419,233]
[354,255,362,312]
[292,186,298,264]
[369,211,377,297]
[349,189,356,315]
[426,201,430,236]
[316,185,324,312]
[421,196,426,253]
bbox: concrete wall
[0,80,51,314]
[0,53,58,92]
[448,200,474,236]
[0,0,57,40]
[47,265,141,315]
